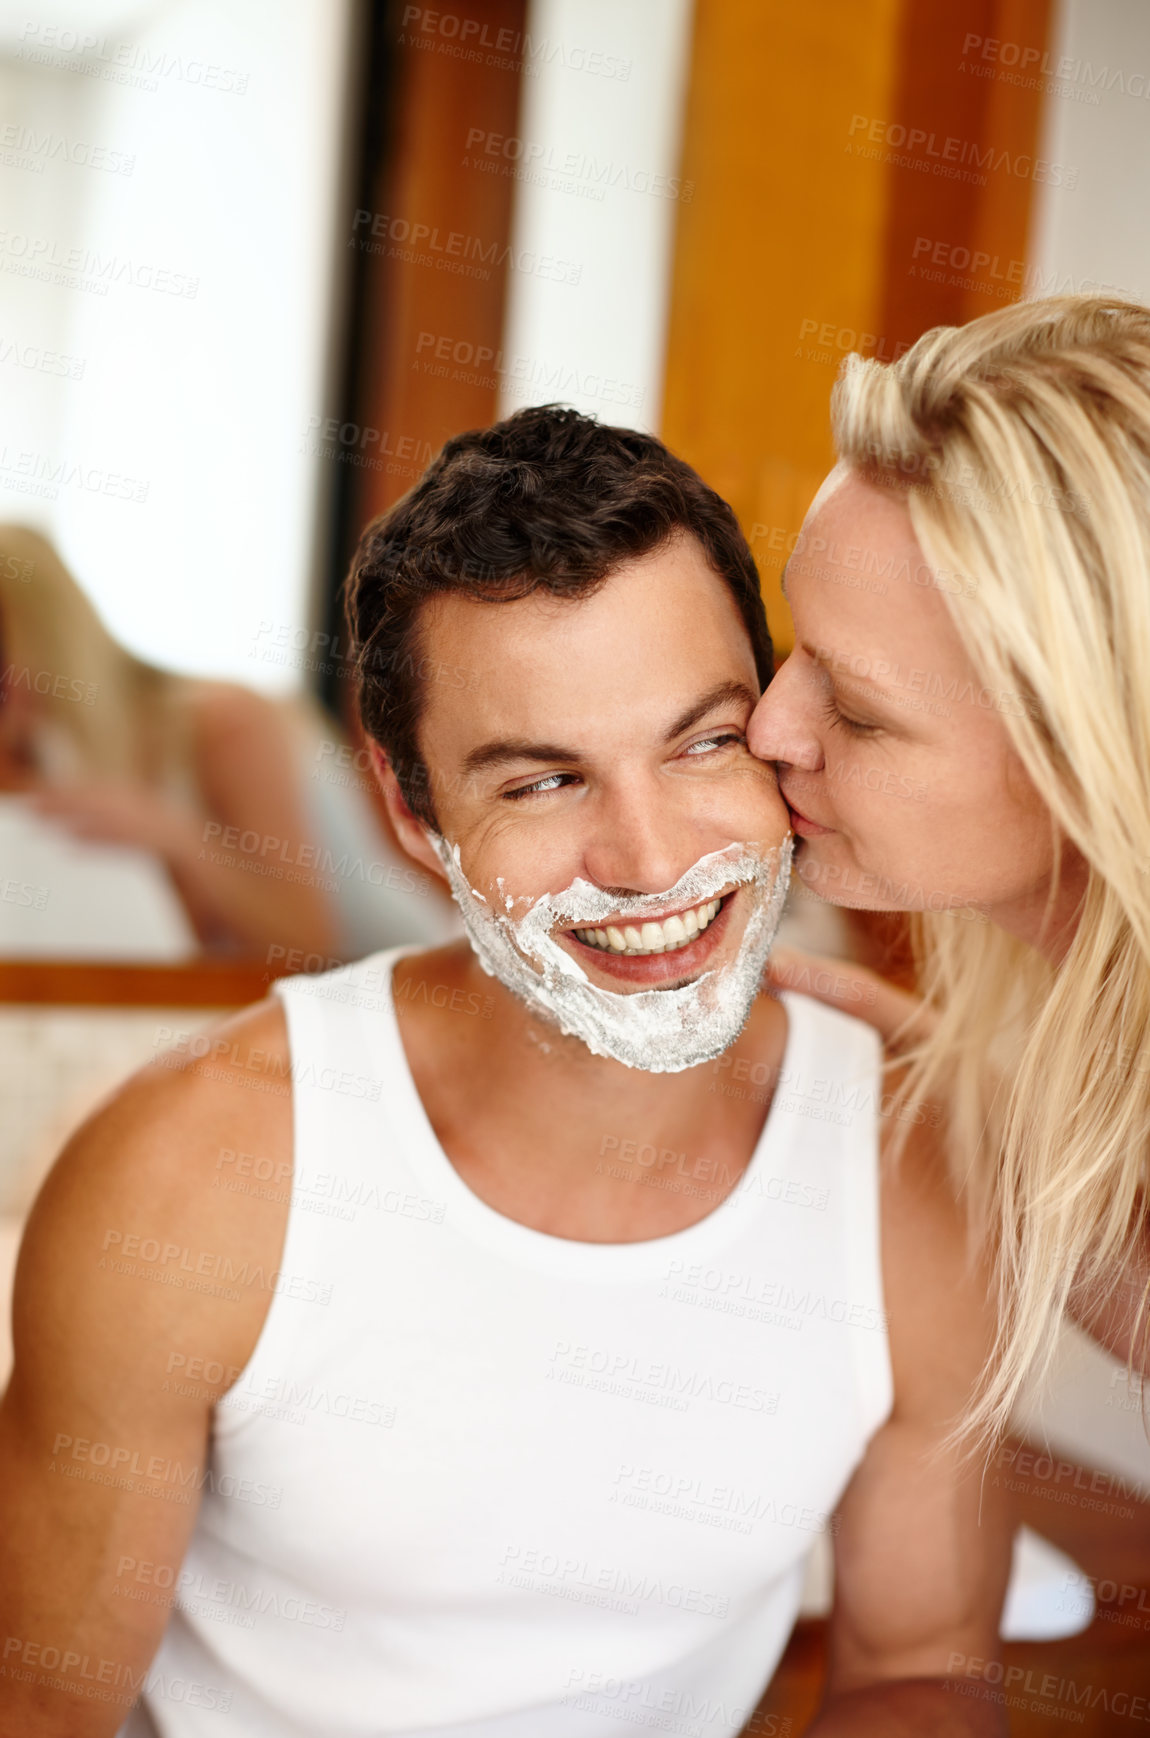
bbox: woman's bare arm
[769,947,1150,1375]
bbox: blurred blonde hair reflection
[0,525,453,959]
[0,524,191,784]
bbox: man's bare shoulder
[44,991,293,1228]
[11,994,295,1411]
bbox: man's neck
[391,942,788,1243]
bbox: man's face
[400,532,791,1067]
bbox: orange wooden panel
[350,0,527,527]
[0,958,290,1007]
[662,0,902,656]
[662,0,1053,659]
[879,0,1054,345]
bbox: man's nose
[581,787,697,896]
[747,657,823,771]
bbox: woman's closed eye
[820,694,879,737]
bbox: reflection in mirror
[0,524,456,960]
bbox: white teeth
[572,896,725,955]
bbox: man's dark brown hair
[345,403,772,826]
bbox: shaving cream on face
[428,835,793,1073]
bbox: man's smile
[570,893,724,956]
[560,890,738,986]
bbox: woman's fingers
[766,946,933,1048]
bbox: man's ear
[369,743,448,885]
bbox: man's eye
[683,731,745,756]
[503,772,579,800]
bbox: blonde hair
[0,524,191,782]
[831,295,1150,1444]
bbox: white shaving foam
[429,835,793,1073]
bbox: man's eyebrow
[460,681,757,780]
[461,739,583,776]
[663,680,757,742]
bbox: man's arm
[0,999,291,1737]
[807,1093,1013,1736]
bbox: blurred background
[3,0,1150,1727]
[2,0,1146,975]
[2,0,1146,970]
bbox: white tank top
[121,947,891,1738]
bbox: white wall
[0,0,355,690]
[497,0,694,433]
[1029,0,1150,303]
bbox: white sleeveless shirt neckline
[381,951,806,1281]
[122,946,892,1738]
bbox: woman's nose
[747,659,823,771]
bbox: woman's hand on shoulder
[766,946,935,1051]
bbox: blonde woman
[748,294,1150,1441]
[0,526,450,959]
